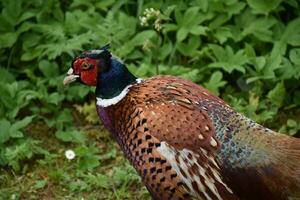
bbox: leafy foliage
[0,0,299,198]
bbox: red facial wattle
[73,58,99,86]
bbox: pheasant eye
[82,62,90,70]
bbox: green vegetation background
[0,0,300,199]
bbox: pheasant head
[63,45,111,86]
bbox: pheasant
[63,46,300,200]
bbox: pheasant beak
[63,68,79,85]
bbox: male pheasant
[63,46,300,200]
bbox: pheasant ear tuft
[97,44,111,73]
[78,44,111,59]
[100,44,110,51]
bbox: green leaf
[0,68,15,83]
[162,24,178,33]
[55,130,86,143]
[17,12,36,24]
[174,7,183,25]
[117,30,156,57]
[34,180,47,189]
[177,36,200,56]
[158,42,173,61]
[9,130,23,138]
[214,27,233,44]
[209,45,248,73]
[130,30,156,46]
[11,116,34,131]
[204,71,227,96]
[76,144,100,171]
[0,119,11,144]
[289,48,300,65]
[267,82,286,107]
[0,32,18,48]
[47,92,64,105]
[247,0,283,14]
[38,60,59,78]
[196,0,208,12]
[287,119,297,128]
[190,26,207,36]
[281,18,300,46]
[177,27,189,42]
[9,116,34,138]
[183,7,200,28]
[242,16,277,42]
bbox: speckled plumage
[64,51,300,200]
[97,76,237,199]
[96,76,300,200]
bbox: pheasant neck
[96,58,139,107]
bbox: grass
[0,111,151,200]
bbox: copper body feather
[97,75,300,200]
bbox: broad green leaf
[254,57,266,72]
[76,145,100,170]
[209,45,247,73]
[209,14,231,29]
[158,42,173,61]
[17,12,36,24]
[195,0,208,12]
[55,130,74,142]
[77,155,100,171]
[130,30,156,46]
[177,36,200,56]
[214,27,233,44]
[204,71,227,95]
[55,130,86,143]
[174,7,183,25]
[34,180,47,189]
[9,130,23,138]
[0,32,18,48]
[242,16,277,42]
[244,43,256,58]
[47,92,64,105]
[177,27,189,42]
[263,54,282,79]
[11,116,34,131]
[162,24,178,33]
[226,2,246,15]
[287,119,297,127]
[0,119,11,144]
[38,60,58,78]
[281,18,300,46]
[0,68,15,83]
[190,26,207,36]
[277,57,299,80]
[270,41,286,60]
[183,7,200,28]
[267,82,286,107]
[180,69,201,82]
[289,48,300,65]
[247,0,283,14]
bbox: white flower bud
[65,149,76,160]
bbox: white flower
[142,39,151,51]
[139,16,148,26]
[139,8,162,31]
[65,149,76,160]
[154,19,162,31]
